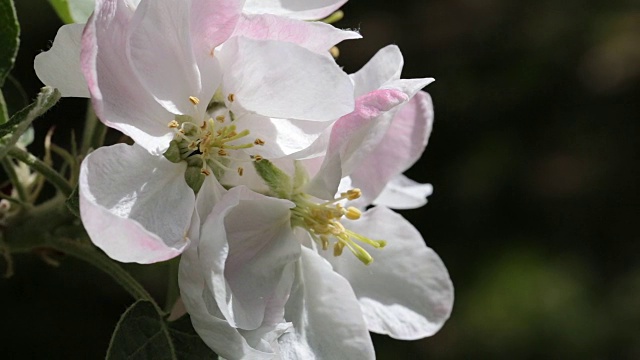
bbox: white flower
[180,46,453,357]
[35,0,358,263]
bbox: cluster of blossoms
[35,0,453,358]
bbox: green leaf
[169,315,218,360]
[106,300,217,360]
[0,0,19,87]
[48,0,94,24]
[0,86,60,139]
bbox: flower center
[291,188,386,265]
[163,93,265,182]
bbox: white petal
[79,143,194,263]
[239,113,331,159]
[351,45,404,97]
[198,187,297,331]
[234,14,360,55]
[219,37,354,121]
[128,0,202,115]
[179,244,280,359]
[373,174,433,210]
[34,24,88,98]
[325,206,454,340]
[82,0,174,154]
[243,0,347,20]
[279,247,375,360]
[350,91,434,205]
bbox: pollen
[237,167,244,176]
[345,207,361,220]
[227,93,235,102]
[189,96,200,105]
[168,120,179,128]
[290,188,385,265]
[254,138,265,146]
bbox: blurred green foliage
[1,0,639,358]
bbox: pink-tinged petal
[244,0,347,20]
[234,14,360,55]
[198,187,297,331]
[79,144,195,263]
[324,206,454,340]
[279,247,375,360]
[350,91,434,205]
[128,0,202,115]
[218,37,354,122]
[351,45,404,97]
[34,24,89,98]
[373,174,433,210]
[179,243,282,359]
[305,89,408,199]
[190,0,244,57]
[81,0,173,154]
[189,0,244,107]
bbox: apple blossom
[178,45,453,357]
[34,0,359,263]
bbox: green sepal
[106,300,217,360]
[253,159,292,199]
[164,140,184,163]
[184,157,205,193]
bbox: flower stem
[1,158,28,203]
[7,146,73,197]
[81,102,107,154]
[49,237,160,310]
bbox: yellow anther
[218,149,228,156]
[252,155,263,162]
[237,167,244,176]
[168,120,179,128]
[189,96,200,105]
[346,188,361,200]
[345,206,361,220]
[200,121,208,129]
[334,241,345,256]
[321,235,330,250]
[201,168,211,176]
[215,115,225,122]
[254,138,265,146]
[227,93,235,102]
[330,46,340,58]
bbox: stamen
[201,168,211,176]
[237,167,244,176]
[251,155,263,162]
[254,138,265,146]
[168,120,179,128]
[227,93,235,102]
[216,115,225,123]
[189,96,200,105]
[345,206,361,220]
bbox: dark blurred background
[2,0,639,358]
